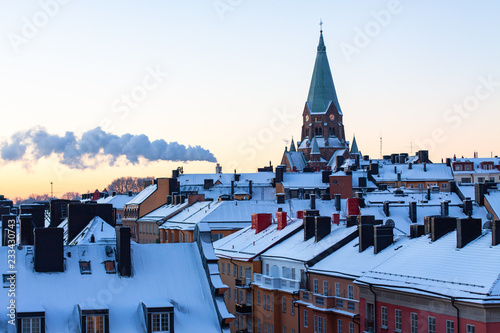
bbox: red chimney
[347,198,361,216]
[276,211,287,230]
[296,210,304,219]
[332,213,340,225]
[251,213,272,233]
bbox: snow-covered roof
[97,194,137,209]
[284,151,307,171]
[126,184,157,205]
[214,218,303,261]
[261,225,357,263]
[375,163,453,182]
[298,137,347,150]
[69,216,116,245]
[356,230,500,301]
[1,243,226,332]
[326,149,348,168]
[137,202,189,223]
[281,172,329,189]
[485,188,500,219]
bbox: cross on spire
[319,19,323,32]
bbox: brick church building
[281,28,353,172]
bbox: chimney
[369,162,379,176]
[277,211,287,230]
[383,201,390,217]
[394,166,397,174]
[424,215,439,234]
[277,193,285,204]
[231,180,235,196]
[249,180,253,197]
[410,224,425,238]
[322,170,331,183]
[346,215,358,227]
[332,213,340,225]
[423,163,427,172]
[426,187,431,200]
[334,194,341,212]
[296,210,304,219]
[409,202,417,223]
[463,199,473,216]
[172,169,180,179]
[457,218,482,248]
[475,183,487,206]
[116,226,131,277]
[374,225,393,254]
[315,216,331,242]
[128,191,133,197]
[358,177,367,188]
[397,173,401,182]
[408,163,413,169]
[310,194,316,210]
[34,228,64,272]
[441,201,449,217]
[251,213,272,233]
[234,173,241,182]
[204,179,214,189]
[346,198,360,216]
[358,215,375,252]
[335,156,344,171]
[20,214,34,246]
[2,214,16,246]
[431,217,457,241]
[446,158,451,167]
[215,163,222,174]
[275,165,285,183]
[492,220,500,246]
[167,195,173,205]
[304,215,316,241]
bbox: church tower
[281,25,350,172]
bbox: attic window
[79,261,92,274]
[2,274,14,288]
[104,261,116,274]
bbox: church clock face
[329,114,335,121]
[305,115,310,122]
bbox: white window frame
[395,309,402,331]
[447,320,455,333]
[304,310,308,328]
[313,279,318,294]
[411,312,418,333]
[381,306,387,328]
[323,280,328,296]
[428,316,436,333]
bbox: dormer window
[142,303,174,333]
[79,261,91,274]
[81,309,109,333]
[18,312,45,333]
[104,261,116,274]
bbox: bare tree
[61,192,81,200]
[106,176,154,194]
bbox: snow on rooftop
[97,194,137,209]
[126,184,157,205]
[214,218,303,260]
[261,225,357,262]
[356,230,500,300]
[375,163,453,182]
[1,243,224,332]
[485,189,500,218]
[137,202,189,222]
[69,216,116,245]
[281,172,329,189]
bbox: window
[234,264,237,277]
[337,319,343,333]
[257,291,260,305]
[314,315,317,332]
[234,289,237,302]
[291,330,295,333]
[323,280,328,296]
[381,306,388,328]
[318,317,323,333]
[240,266,243,278]
[348,285,354,299]
[411,313,418,333]
[228,288,231,300]
[290,299,295,316]
[395,309,402,331]
[335,283,340,297]
[104,261,116,274]
[79,261,92,274]
[227,263,230,274]
[240,290,243,304]
[447,320,455,333]
[304,310,308,328]
[221,262,225,274]
[467,324,475,333]
[348,301,355,311]
[151,312,171,333]
[20,317,43,333]
[282,327,286,333]
[349,322,355,333]
[428,316,436,333]
[257,318,261,333]
[266,264,269,275]
[291,268,296,280]
[282,297,286,313]
[85,315,106,333]
[313,279,318,294]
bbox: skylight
[79,261,91,274]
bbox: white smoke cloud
[0,127,217,169]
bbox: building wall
[330,174,353,199]
[138,178,173,218]
[359,285,500,333]
[136,221,161,243]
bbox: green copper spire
[306,29,342,115]
[351,135,359,154]
[290,137,296,152]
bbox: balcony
[235,277,251,288]
[299,290,357,312]
[235,303,252,314]
[253,273,300,292]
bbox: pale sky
[1,0,499,198]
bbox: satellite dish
[483,221,492,230]
[487,212,494,221]
[385,219,395,228]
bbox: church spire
[306,25,342,115]
[350,135,359,154]
[290,137,296,152]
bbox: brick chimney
[116,226,131,277]
[457,218,481,248]
[276,210,287,230]
[34,228,64,273]
[251,213,272,233]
